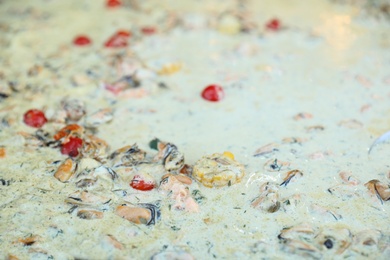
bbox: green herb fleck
[171,226,180,231]
[149,138,160,150]
[192,189,206,203]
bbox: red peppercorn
[61,137,83,157]
[201,84,225,102]
[106,0,122,7]
[23,109,48,128]
[73,35,91,46]
[104,30,131,48]
[141,26,157,35]
[266,18,281,31]
[130,175,155,191]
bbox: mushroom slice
[309,204,342,221]
[116,202,160,225]
[251,182,280,213]
[75,177,97,189]
[54,158,77,183]
[66,190,111,207]
[15,235,41,246]
[105,234,124,250]
[263,158,290,172]
[109,144,146,167]
[162,144,185,173]
[116,205,150,224]
[77,209,104,219]
[281,239,320,257]
[94,165,119,181]
[351,229,389,256]
[153,141,185,173]
[161,174,192,186]
[61,98,86,121]
[84,108,113,128]
[314,227,352,254]
[278,223,316,240]
[339,171,360,186]
[253,143,279,157]
[365,179,390,203]
[278,223,320,258]
[81,135,110,163]
[280,170,303,187]
[353,229,382,246]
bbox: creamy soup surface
[0,0,389,259]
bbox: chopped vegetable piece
[23,109,47,128]
[266,18,281,31]
[54,124,84,141]
[104,30,131,48]
[0,147,5,158]
[73,35,91,46]
[106,0,122,7]
[61,137,83,157]
[130,175,155,191]
[201,84,224,102]
[141,26,157,35]
[222,151,234,160]
[149,138,160,150]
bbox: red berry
[201,84,225,102]
[266,18,281,31]
[141,26,156,35]
[61,137,83,157]
[106,0,122,7]
[130,175,155,191]
[73,35,91,46]
[23,109,48,128]
[104,30,131,48]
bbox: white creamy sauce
[0,0,389,259]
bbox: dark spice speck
[324,239,333,249]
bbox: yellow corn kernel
[193,153,245,188]
[213,175,223,181]
[223,151,234,160]
[158,63,182,75]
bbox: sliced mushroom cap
[15,235,41,246]
[365,179,390,202]
[105,234,124,250]
[54,158,77,183]
[77,209,104,219]
[116,205,152,225]
[66,190,111,206]
[314,227,352,254]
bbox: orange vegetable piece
[0,147,5,158]
[54,124,83,141]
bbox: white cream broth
[0,0,389,259]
